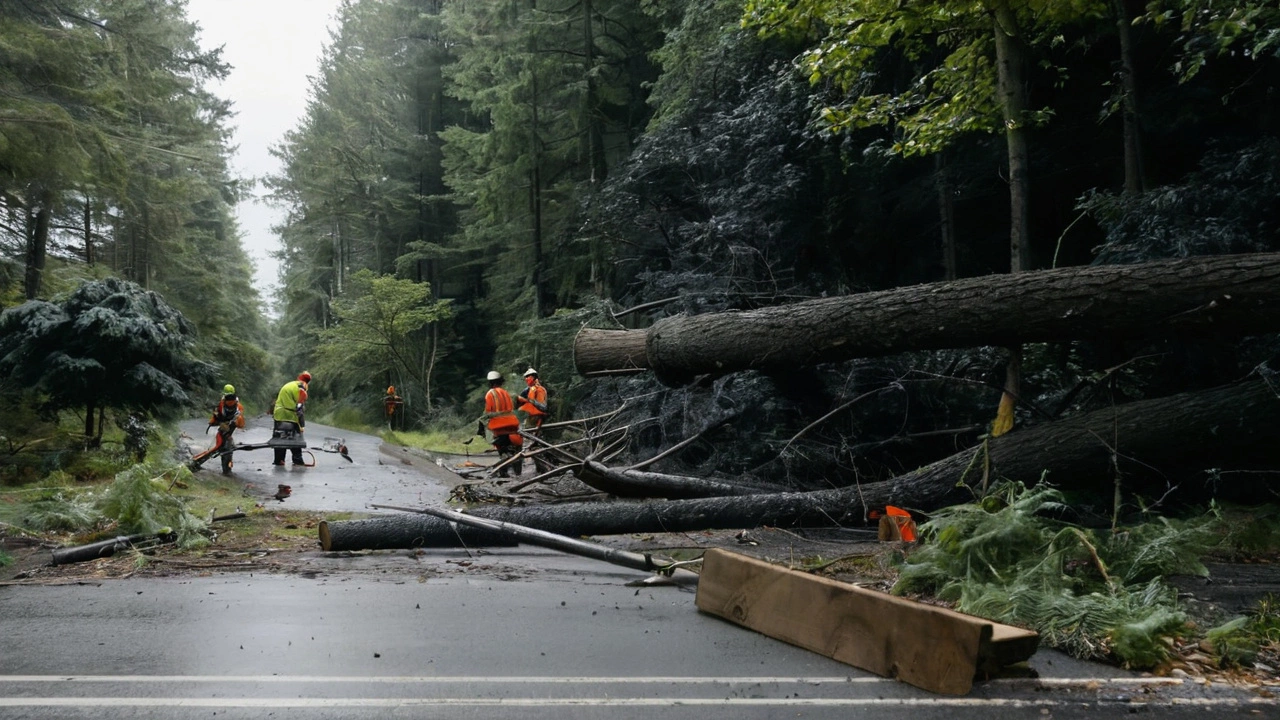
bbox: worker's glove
[218,422,230,433]
[476,421,486,437]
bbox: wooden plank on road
[694,549,1038,695]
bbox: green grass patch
[383,428,478,456]
[315,405,380,435]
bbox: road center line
[0,697,1267,709]
[0,674,1186,687]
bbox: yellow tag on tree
[991,391,1016,437]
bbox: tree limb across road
[318,378,1280,551]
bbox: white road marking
[0,697,1269,708]
[0,674,1186,686]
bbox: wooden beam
[694,549,1038,695]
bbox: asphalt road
[0,422,1272,718]
[180,416,452,511]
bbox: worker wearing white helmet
[479,370,522,477]
[517,367,549,435]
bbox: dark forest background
[2,0,1279,497]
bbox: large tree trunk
[23,189,52,300]
[1113,0,1148,195]
[575,253,1280,384]
[319,379,1280,551]
[318,511,516,552]
[573,460,777,499]
[992,0,1031,273]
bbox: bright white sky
[184,0,343,304]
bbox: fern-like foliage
[97,463,208,549]
[20,491,102,533]
[893,482,1221,668]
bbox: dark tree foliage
[1082,138,1280,263]
[256,0,1280,507]
[0,278,212,442]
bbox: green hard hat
[223,384,235,394]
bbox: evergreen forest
[1,0,1278,484]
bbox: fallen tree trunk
[318,510,517,552]
[318,378,1280,551]
[372,503,695,579]
[574,253,1280,384]
[572,460,777,499]
[50,530,176,566]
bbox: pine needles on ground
[10,486,101,533]
[98,464,209,549]
[893,481,1221,668]
[2,459,211,550]
[1204,595,1280,668]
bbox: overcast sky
[184,0,343,302]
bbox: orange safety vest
[211,399,245,429]
[485,387,520,433]
[518,381,548,417]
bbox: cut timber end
[694,548,1038,695]
[318,521,332,551]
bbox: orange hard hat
[298,371,312,383]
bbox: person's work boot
[272,461,285,467]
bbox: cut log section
[316,378,1280,551]
[574,253,1280,383]
[695,549,1038,695]
[573,328,649,377]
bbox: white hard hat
[486,371,502,381]
[523,368,538,377]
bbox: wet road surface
[1,567,1271,719]
[180,417,451,512]
[0,422,1271,718]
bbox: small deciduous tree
[315,270,452,410]
[0,278,212,444]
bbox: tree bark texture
[318,379,1280,551]
[992,0,1032,272]
[574,253,1280,384]
[318,511,517,552]
[23,191,51,300]
[573,460,775,499]
[1113,0,1148,195]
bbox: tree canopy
[4,0,1280,500]
[0,278,212,441]
[0,0,270,407]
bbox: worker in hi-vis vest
[478,371,522,477]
